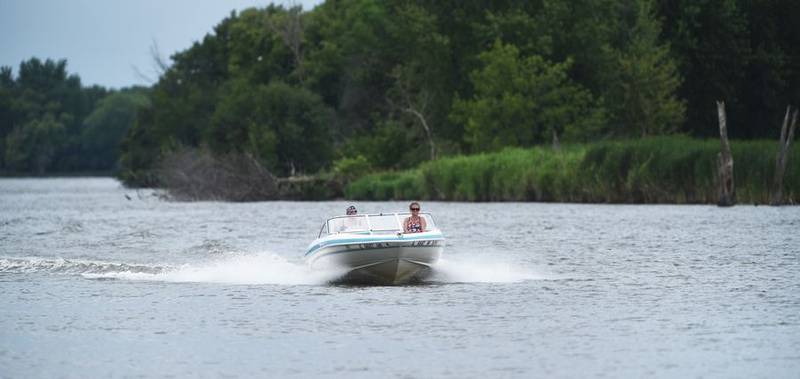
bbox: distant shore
[0,171,114,178]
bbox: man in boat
[337,205,366,232]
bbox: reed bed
[345,137,799,204]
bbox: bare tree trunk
[266,6,305,82]
[401,107,437,160]
[771,105,799,205]
[132,39,169,84]
[551,129,561,150]
[388,67,437,160]
[716,101,735,206]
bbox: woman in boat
[403,202,426,233]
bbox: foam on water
[1,254,545,285]
[0,255,342,285]
[0,256,164,275]
[85,253,344,285]
[430,257,543,283]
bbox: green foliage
[81,90,150,170]
[579,137,718,202]
[106,0,800,187]
[452,41,606,151]
[731,140,778,204]
[117,108,159,186]
[612,0,686,137]
[1,0,790,193]
[303,0,394,129]
[4,114,65,174]
[383,4,453,149]
[209,80,333,176]
[332,155,373,184]
[347,137,800,204]
[0,57,124,175]
[480,8,553,57]
[345,170,423,200]
[344,120,422,169]
[655,0,798,138]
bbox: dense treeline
[346,137,800,204]
[2,0,797,187]
[116,0,799,187]
[0,58,149,174]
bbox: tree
[388,66,437,160]
[81,89,150,170]
[344,120,418,169]
[656,0,751,137]
[302,0,394,134]
[612,0,685,137]
[266,5,306,81]
[385,3,452,161]
[0,58,116,173]
[530,0,623,96]
[737,0,800,138]
[4,113,65,174]
[452,41,606,152]
[117,106,160,186]
[209,80,333,176]
[0,66,15,167]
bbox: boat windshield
[320,213,437,237]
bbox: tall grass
[345,136,799,204]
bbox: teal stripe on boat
[305,232,444,257]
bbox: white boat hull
[305,232,444,285]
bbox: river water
[1,178,798,378]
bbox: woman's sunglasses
[410,207,420,211]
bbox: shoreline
[3,136,797,205]
[0,177,794,206]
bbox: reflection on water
[1,178,799,378]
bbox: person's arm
[402,217,410,233]
[420,217,427,232]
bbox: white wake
[2,254,546,285]
[83,253,345,285]
[429,257,544,283]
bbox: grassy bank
[346,137,800,204]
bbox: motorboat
[305,212,445,285]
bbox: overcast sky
[0,0,322,89]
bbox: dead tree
[716,101,735,206]
[770,105,798,205]
[388,68,437,160]
[159,148,277,201]
[551,129,561,150]
[132,39,170,84]
[400,105,437,161]
[266,5,305,82]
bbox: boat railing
[319,212,437,238]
